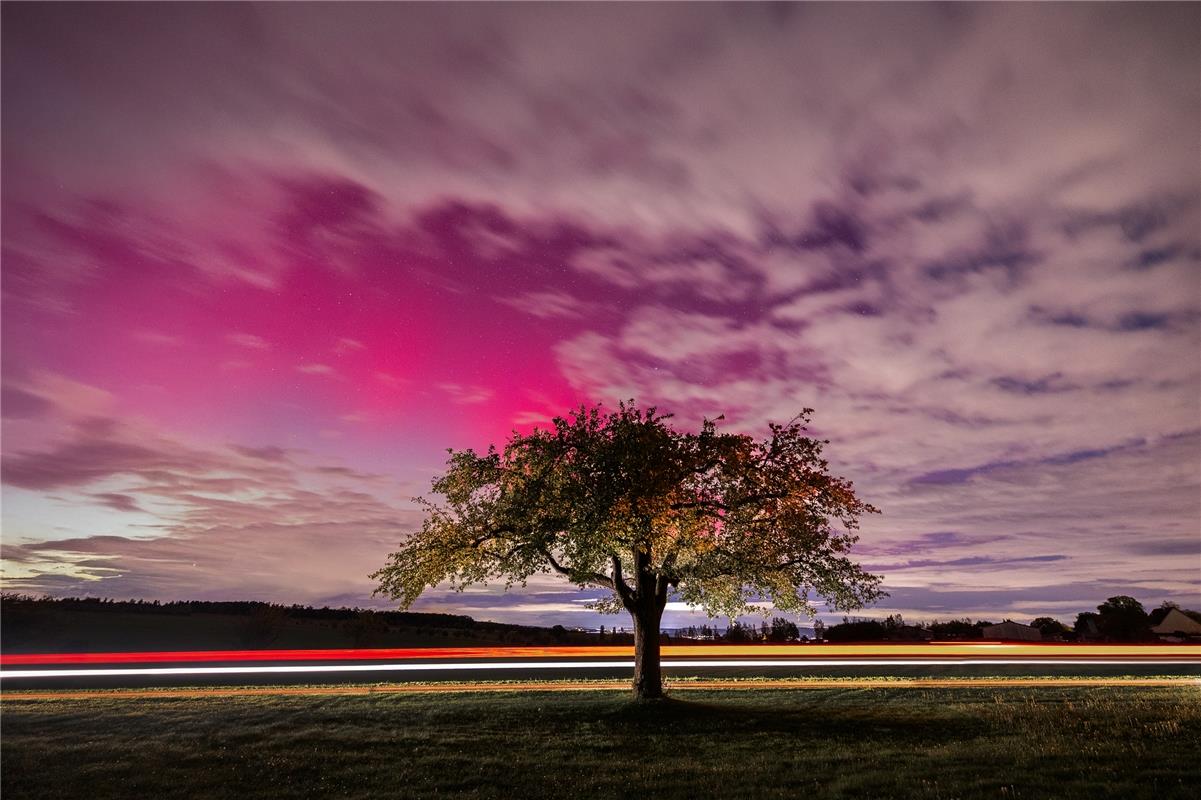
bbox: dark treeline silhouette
[822,597,1201,643]
[0,594,618,651]
[0,594,478,628]
[3,593,1196,651]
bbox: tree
[1030,616,1070,640]
[372,402,883,699]
[241,604,286,646]
[768,616,800,642]
[349,610,388,647]
[928,618,978,641]
[824,618,887,642]
[724,621,754,642]
[1074,611,1101,640]
[1095,595,1151,642]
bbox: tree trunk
[631,606,665,700]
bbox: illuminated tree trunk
[631,602,665,700]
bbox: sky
[2,2,1199,628]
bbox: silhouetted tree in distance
[1095,595,1152,641]
[373,402,883,699]
[724,621,754,643]
[241,604,286,646]
[1074,611,1102,640]
[1030,616,1072,640]
[349,610,388,647]
[927,618,978,640]
[767,617,800,642]
[820,618,888,642]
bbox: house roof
[981,620,1036,631]
[1150,608,1201,635]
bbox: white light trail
[3,658,1199,680]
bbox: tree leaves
[372,401,884,620]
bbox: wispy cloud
[437,383,494,406]
[226,333,271,351]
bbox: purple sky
[2,3,1199,627]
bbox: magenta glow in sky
[2,3,1199,626]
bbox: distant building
[980,621,1042,641]
[1150,608,1201,640]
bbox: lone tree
[372,402,884,699]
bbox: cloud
[90,492,143,513]
[437,383,494,405]
[131,330,182,347]
[1,408,416,602]
[1,386,53,420]
[333,337,366,354]
[497,290,588,320]
[227,333,271,350]
[1,3,1197,621]
[230,445,291,462]
[511,410,553,427]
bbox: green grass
[3,685,1199,799]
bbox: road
[3,643,1199,691]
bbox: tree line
[817,596,1199,643]
[5,593,1193,646]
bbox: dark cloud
[908,440,1153,487]
[3,437,183,490]
[90,492,143,513]
[867,554,1068,573]
[230,445,291,462]
[991,374,1076,395]
[794,203,868,254]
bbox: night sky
[2,3,1198,627]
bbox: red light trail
[2,643,1197,667]
[1,643,1197,681]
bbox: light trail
[2,642,1196,666]
[6,677,1201,701]
[3,657,1200,680]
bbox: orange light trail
[6,677,1200,701]
[3,642,1197,666]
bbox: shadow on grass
[595,693,987,743]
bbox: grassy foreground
[3,684,1199,799]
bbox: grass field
[3,683,1199,799]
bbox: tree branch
[535,543,614,590]
[610,555,634,608]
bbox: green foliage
[372,402,884,620]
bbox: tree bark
[631,604,665,700]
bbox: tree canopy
[1095,595,1152,641]
[373,401,884,697]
